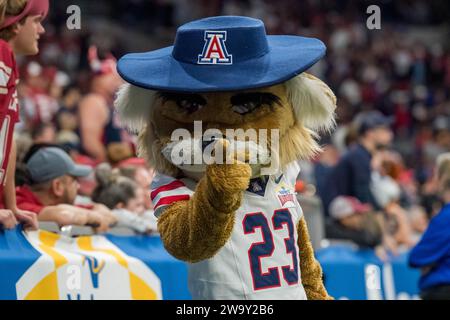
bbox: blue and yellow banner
[0,227,420,300]
[0,226,191,300]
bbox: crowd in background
[9,0,450,255]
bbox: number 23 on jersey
[243,209,299,291]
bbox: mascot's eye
[232,102,258,114]
[230,92,281,115]
[158,92,206,114]
[178,99,205,113]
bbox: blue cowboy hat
[117,16,326,92]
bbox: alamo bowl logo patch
[275,183,296,208]
[198,30,232,65]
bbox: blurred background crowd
[11,0,450,259]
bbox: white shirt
[151,162,306,300]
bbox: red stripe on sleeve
[154,194,190,209]
[150,180,186,200]
[150,180,185,200]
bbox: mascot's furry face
[115,72,336,179]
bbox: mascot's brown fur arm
[298,217,333,300]
[157,162,252,263]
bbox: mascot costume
[115,16,336,300]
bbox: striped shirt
[150,162,307,300]
[0,40,19,195]
[150,174,194,217]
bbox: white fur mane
[285,73,337,132]
[114,83,157,133]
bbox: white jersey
[151,162,306,300]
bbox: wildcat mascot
[115,16,336,300]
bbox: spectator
[0,0,51,231]
[54,85,81,149]
[16,145,117,232]
[322,110,394,215]
[409,153,450,300]
[118,158,155,210]
[371,155,415,249]
[20,61,59,131]
[59,85,81,112]
[78,46,130,163]
[325,196,383,248]
[92,163,155,234]
[314,143,339,205]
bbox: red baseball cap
[1,0,49,29]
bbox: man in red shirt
[0,0,48,230]
[17,145,117,232]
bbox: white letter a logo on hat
[198,31,232,65]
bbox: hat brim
[117,35,325,93]
[68,164,92,178]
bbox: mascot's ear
[114,83,157,132]
[285,73,337,132]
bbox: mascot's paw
[207,162,252,194]
[206,138,252,195]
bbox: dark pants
[421,285,450,300]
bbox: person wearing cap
[325,196,382,248]
[15,145,117,232]
[115,16,337,299]
[0,0,48,230]
[322,110,394,215]
[78,46,130,164]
